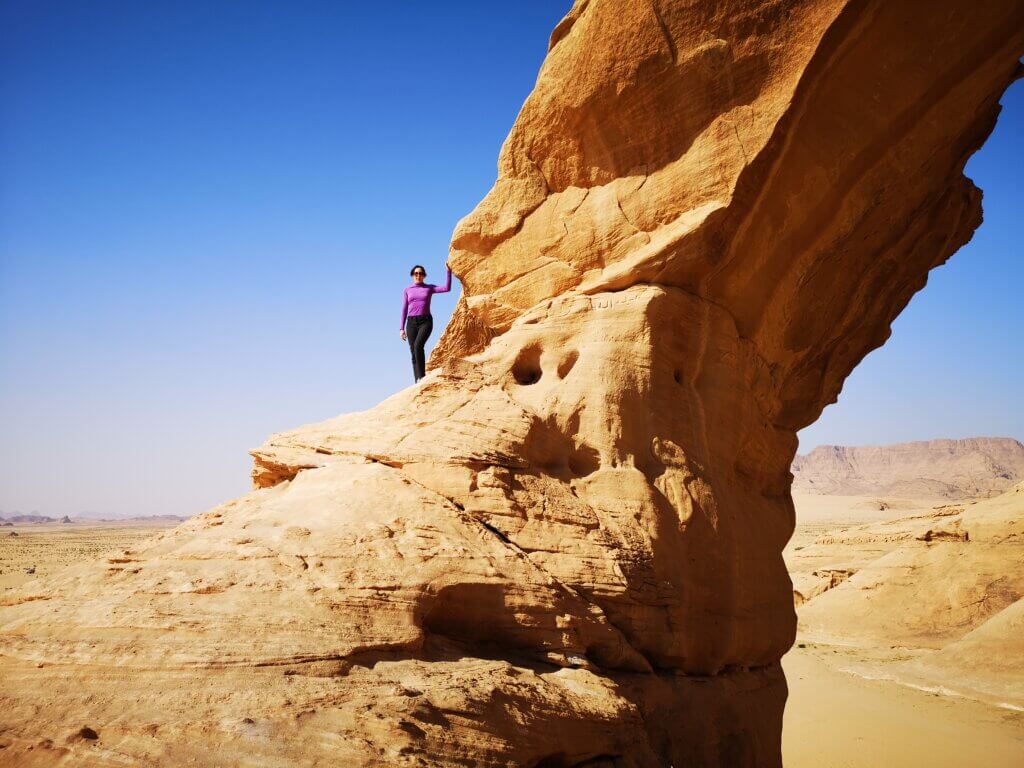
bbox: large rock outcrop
[2,1,1023,765]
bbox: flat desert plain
[2,504,1022,767]
[0,522,176,592]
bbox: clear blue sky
[0,3,1020,517]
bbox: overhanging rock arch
[2,1,1023,766]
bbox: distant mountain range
[792,437,1024,500]
[0,514,64,524]
[0,514,188,525]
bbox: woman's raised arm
[432,266,453,294]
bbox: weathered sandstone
[2,1,1023,765]
[794,483,1024,709]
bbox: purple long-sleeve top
[400,267,452,329]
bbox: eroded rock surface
[794,483,1024,709]
[2,1,1023,765]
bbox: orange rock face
[2,1,1023,766]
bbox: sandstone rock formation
[794,482,1024,709]
[2,1,1023,765]
[786,502,937,605]
[792,437,1024,499]
[904,587,1024,708]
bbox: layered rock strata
[3,1,1023,765]
[792,437,1024,499]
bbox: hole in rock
[673,369,683,384]
[422,582,518,650]
[512,344,544,385]
[567,443,600,477]
[524,416,601,479]
[556,350,579,379]
[533,754,623,768]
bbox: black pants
[406,314,433,382]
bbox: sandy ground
[0,522,173,592]
[784,493,1024,766]
[4,514,1023,766]
[787,492,929,550]
[783,644,1024,767]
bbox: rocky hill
[792,437,1024,500]
[0,514,57,524]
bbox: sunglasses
[412,271,426,276]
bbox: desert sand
[0,522,176,592]
[782,486,1024,766]
[790,483,1024,708]
[783,644,1024,768]
[2,0,1023,764]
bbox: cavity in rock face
[2,1,1023,766]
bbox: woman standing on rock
[399,263,452,382]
